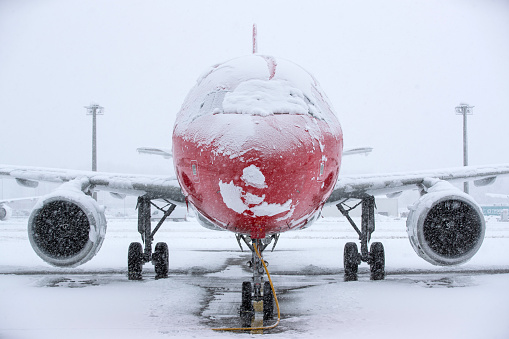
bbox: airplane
[2,28,509,327]
[0,196,39,221]
[0,202,12,221]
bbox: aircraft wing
[137,147,173,159]
[326,163,509,203]
[0,196,39,204]
[4,163,509,207]
[342,147,373,156]
[486,193,509,199]
[0,164,186,205]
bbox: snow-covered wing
[0,165,186,205]
[0,196,39,204]
[342,147,373,156]
[486,193,509,199]
[137,147,173,159]
[327,164,509,202]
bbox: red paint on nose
[173,113,342,238]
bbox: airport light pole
[455,103,474,194]
[85,103,104,200]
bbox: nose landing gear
[213,236,280,332]
[238,237,275,327]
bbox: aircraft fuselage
[173,55,343,238]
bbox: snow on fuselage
[172,55,343,238]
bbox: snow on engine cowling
[27,179,107,267]
[406,179,485,266]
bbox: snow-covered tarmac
[1,216,508,339]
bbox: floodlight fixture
[85,104,104,116]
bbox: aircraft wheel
[239,281,254,327]
[263,281,274,320]
[128,242,143,280]
[153,242,169,279]
[370,242,385,280]
[344,242,360,281]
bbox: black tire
[128,242,143,280]
[370,242,385,280]
[240,281,254,327]
[344,242,360,281]
[263,281,274,320]
[153,242,169,280]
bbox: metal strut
[235,234,279,301]
[136,196,176,263]
[337,196,376,263]
[338,196,385,281]
[236,234,280,253]
[251,239,264,301]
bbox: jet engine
[0,204,12,221]
[28,184,107,267]
[406,179,485,266]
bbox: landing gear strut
[236,235,276,326]
[337,196,385,281]
[127,196,176,280]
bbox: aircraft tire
[240,281,254,327]
[263,281,274,320]
[344,242,359,281]
[128,242,143,280]
[154,242,169,279]
[370,242,385,280]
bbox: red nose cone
[173,113,342,238]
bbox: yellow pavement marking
[251,301,264,334]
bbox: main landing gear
[236,235,277,327]
[128,196,176,280]
[337,196,385,281]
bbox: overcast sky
[1,0,509,197]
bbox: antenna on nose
[252,23,257,54]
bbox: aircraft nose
[173,111,342,236]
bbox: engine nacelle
[28,184,107,267]
[0,204,12,221]
[406,179,485,266]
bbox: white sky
[1,0,508,182]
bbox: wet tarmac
[1,217,509,338]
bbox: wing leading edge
[327,163,509,203]
[4,163,509,207]
[0,164,186,205]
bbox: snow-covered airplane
[2,33,509,326]
[0,202,12,221]
[0,196,39,221]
